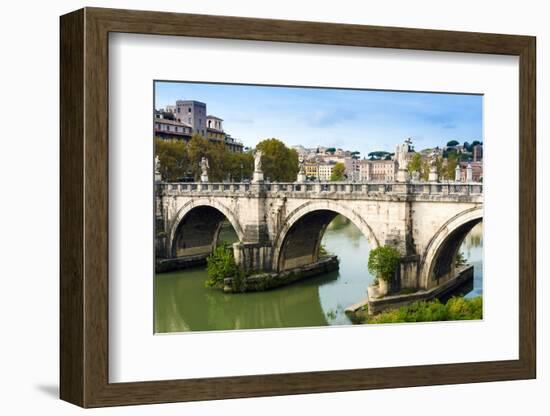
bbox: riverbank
[222,255,339,293]
[362,264,474,314]
[349,296,482,324]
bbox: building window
[188,108,191,113]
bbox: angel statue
[199,156,209,180]
[254,150,263,172]
[154,154,161,174]
[429,149,439,168]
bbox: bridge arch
[272,200,380,272]
[419,206,483,289]
[167,199,245,258]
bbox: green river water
[154,217,483,333]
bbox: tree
[368,246,401,282]
[351,151,361,160]
[330,162,346,181]
[368,151,391,160]
[443,153,458,180]
[225,151,254,182]
[255,138,299,182]
[186,134,228,181]
[446,140,459,147]
[154,138,189,181]
[326,147,336,154]
[407,152,422,174]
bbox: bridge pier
[233,242,273,273]
[396,255,421,291]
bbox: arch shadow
[167,200,244,258]
[272,200,380,272]
[420,206,483,289]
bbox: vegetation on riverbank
[367,245,401,282]
[205,243,241,288]
[353,296,482,324]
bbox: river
[154,217,483,333]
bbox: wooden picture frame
[60,7,536,408]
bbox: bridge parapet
[156,181,483,201]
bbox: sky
[155,81,483,157]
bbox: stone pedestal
[455,165,461,182]
[377,278,389,297]
[155,172,162,182]
[428,168,439,182]
[396,168,409,183]
[296,172,307,183]
[466,163,473,182]
[252,171,264,183]
[200,174,209,183]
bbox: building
[458,161,483,182]
[206,115,225,144]
[344,158,360,181]
[472,144,483,162]
[157,100,244,152]
[224,134,243,153]
[324,155,346,164]
[359,159,397,182]
[304,162,319,179]
[318,162,335,181]
[174,100,208,137]
[153,116,193,141]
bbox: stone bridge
[156,180,483,293]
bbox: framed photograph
[60,7,536,408]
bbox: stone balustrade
[156,181,483,198]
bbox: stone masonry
[156,180,483,292]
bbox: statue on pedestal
[154,155,162,182]
[428,149,439,182]
[254,150,262,172]
[252,150,264,183]
[199,156,209,182]
[296,154,306,182]
[395,138,413,182]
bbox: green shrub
[364,296,482,324]
[368,246,401,281]
[205,243,239,288]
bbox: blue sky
[155,81,482,156]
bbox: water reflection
[154,217,483,332]
[461,222,483,298]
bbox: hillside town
[155,99,483,183]
[290,138,483,182]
